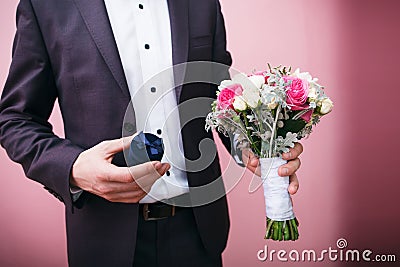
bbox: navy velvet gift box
[127,131,164,166]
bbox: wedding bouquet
[206,65,333,241]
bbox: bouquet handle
[260,157,299,241]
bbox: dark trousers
[133,207,223,267]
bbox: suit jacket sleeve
[211,0,241,159]
[0,0,84,213]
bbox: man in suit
[0,0,302,266]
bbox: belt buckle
[143,203,176,221]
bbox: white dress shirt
[104,0,189,203]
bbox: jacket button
[124,122,135,133]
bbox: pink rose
[285,76,309,108]
[284,76,313,122]
[217,84,243,110]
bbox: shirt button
[145,44,150,49]
[150,87,156,93]
[139,4,144,9]
[157,129,162,135]
[166,171,171,176]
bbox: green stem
[242,111,261,155]
[278,222,283,241]
[265,218,299,241]
[283,221,290,240]
[268,105,281,158]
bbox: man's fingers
[92,180,141,195]
[282,143,304,160]
[156,163,170,176]
[278,158,301,177]
[135,164,170,188]
[242,148,261,176]
[104,188,148,203]
[252,165,261,177]
[130,162,169,180]
[104,166,135,183]
[242,149,250,166]
[92,171,160,199]
[288,173,299,195]
[93,162,169,200]
[99,134,138,156]
[246,165,257,174]
[249,157,258,166]
[102,161,165,183]
[242,149,258,167]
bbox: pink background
[1,0,399,266]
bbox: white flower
[230,73,262,108]
[308,87,318,101]
[232,73,260,91]
[267,97,278,109]
[319,98,334,115]
[248,75,265,89]
[262,89,279,110]
[292,68,318,83]
[242,89,260,108]
[218,80,235,91]
[233,96,247,111]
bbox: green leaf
[277,111,307,138]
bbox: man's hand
[70,135,170,203]
[242,143,303,195]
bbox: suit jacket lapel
[72,0,130,97]
[167,0,189,102]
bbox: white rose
[242,89,260,108]
[267,97,278,110]
[308,87,318,101]
[233,96,247,111]
[319,98,333,115]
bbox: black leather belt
[139,194,190,221]
[140,202,179,221]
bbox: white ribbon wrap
[260,157,295,221]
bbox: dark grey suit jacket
[0,0,233,266]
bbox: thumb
[250,156,259,167]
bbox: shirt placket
[135,0,167,137]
